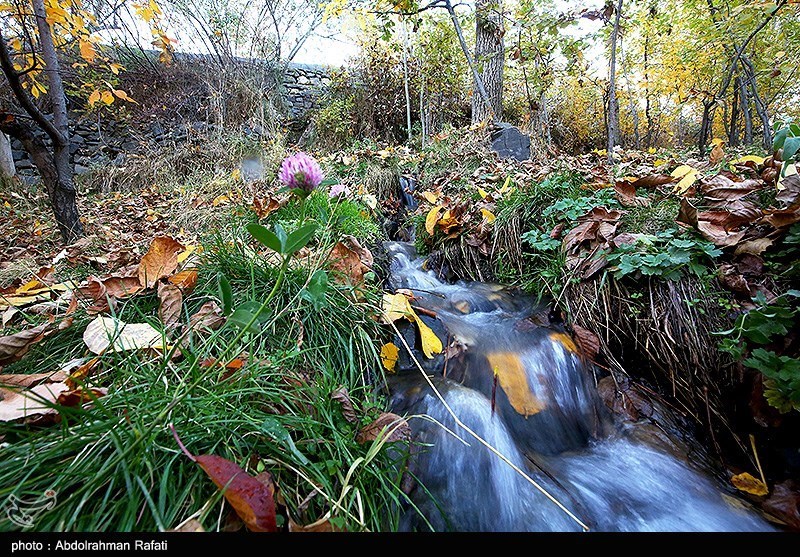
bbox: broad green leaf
[247,223,283,254]
[782,136,800,162]
[284,223,319,255]
[218,275,233,316]
[261,417,310,465]
[773,127,789,151]
[299,270,329,309]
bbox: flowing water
[385,241,773,532]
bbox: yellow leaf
[382,293,412,323]
[411,313,442,359]
[486,352,544,416]
[710,138,725,147]
[176,245,196,264]
[498,176,512,195]
[477,187,489,199]
[670,165,696,179]
[421,191,438,204]
[88,89,101,106]
[112,89,136,103]
[654,158,667,167]
[480,208,496,224]
[732,155,766,165]
[212,194,229,206]
[731,472,768,496]
[109,62,123,75]
[100,91,115,105]
[672,171,698,195]
[647,147,656,154]
[425,206,442,236]
[79,39,95,63]
[380,342,399,372]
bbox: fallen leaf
[382,293,413,323]
[252,195,284,219]
[676,198,698,228]
[696,220,746,247]
[762,204,800,229]
[412,314,442,359]
[138,236,185,289]
[0,382,68,422]
[288,516,341,532]
[157,282,183,328]
[331,387,358,423]
[762,480,800,530]
[188,302,226,333]
[356,412,411,444]
[64,357,100,389]
[2,307,18,328]
[0,323,54,366]
[486,352,544,417]
[169,519,205,532]
[731,472,768,496]
[380,342,399,372]
[480,208,496,223]
[735,238,773,256]
[0,371,67,388]
[718,264,752,296]
[631,174,675,189]
[57,387,107,407]
[421,191,439,204]
[732,155,766,166]
[425,206,443,236]
[83,316,163,354]
[571,324,601,360]
[327,237,373,285]
[168,269,199,293]
[709,142,725,165]
[194,454,277,532]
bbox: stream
[384,240,773,532]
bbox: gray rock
[490,123,531,162]
[74,164,91,175]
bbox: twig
[749,434,767,488]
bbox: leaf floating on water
[731,472,769,496]
[485,352,544,417]
[356,412,411,444]
[411,315,442,359]
[380,342,399,372]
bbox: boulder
[490,123,530,162]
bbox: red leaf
[571,324,601,361]
[195,455,278,532]
[356,412,411,444]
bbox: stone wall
[8,60,333,182]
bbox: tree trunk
[728,76,740,147]
[699,99,714,155]
[644,33,653,148]
[0,132,14,179]
[31,0,83,242]
[739,75,753,145]
[741,56,772,151]
[445,0,495,125]
[606,0,624,164]
[471,0,504,124]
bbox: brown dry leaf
[252,195,284,219]
[102,276,142,299]
[288,516,342,532]
[327,236,373,285]
[631,174,674,189]
[0,382,69,422]
[775,174,800,207]
[157,282,183,329]
[563,221,600,254]
[57,386,107,407]
[718,264,752,296]
[331,387,358,423]
[571,324,601,361]
[187,301,226,333]
[169,519,205,532]
[709,142,725,165]
[735,238,773,256]
[138,236,185,289]
[78,277,112,314]
[357,412,411,444]
[168,269,199,293]
[696,221,746,247]
[762,481,800,530]
[0,323,54,366]
[65,357,100,389]
[731,472,768,497]
[676,198,698,228]
[0,371,67,388]
[702,176,762,202]
[614,182,650,207]
[762,204,800,229]
[486,352,545,417]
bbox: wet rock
[762,480,800,530]
[490,123,530,162]
[597,375,654,422]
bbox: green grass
[0,223,415,532]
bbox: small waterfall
[386,241,773,532]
